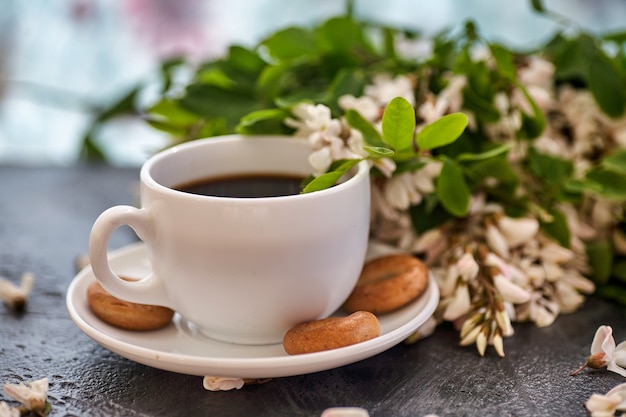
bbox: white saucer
[66,242,439,378]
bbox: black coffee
[174,173,305,198]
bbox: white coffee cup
[88,135,371,345]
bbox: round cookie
[283,311,380,355]
[87,279,174,331]
[343,254,429,315]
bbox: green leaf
[549,35,590,81]
[148,99,199,125]
[515,81,546,139]
[602,149,626,174]
[540,207,571,248]
[612,260,626,283]
[527,147,573,184]
[595,283,626,304]
[463,87,500,122]
[436,157,471,217]
[302,159,361,193]
[586,240,614,284]
[95,86,140,123]
[345,109,385,147]
[585,168,626,199]
[465,155,519,185]
[489,43,516,79]
[416,113,468,151]
[586,46,626,117]
[456,143,512,162]
[260,27,318,60]
[326,69,367,113]
[409,198,453,234]
[315,16,371,54]
[227,45,267,74]
[180,84,264,127]
[381,97,416,151]
[236,108,291,134]
[364,146,395,157]
[530,0,546,12]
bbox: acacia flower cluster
[285,57,599,355]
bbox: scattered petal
[202,376,245,391]
[321,407,370,417]
[0,402,19,417]
[3,377,48,412]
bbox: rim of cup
[139,135,371,202]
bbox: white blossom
[285,103,336,137]
[0,402,19,417]
[493,274,531,304]
[528,297,558,327]
[320,407,370,417]
[496,216,539,248]
[586,383,626,417]
[555,280,585,313]
[518,57,555,89]
[3,377,48,412]
[442,283,471,321]
[591,326,626,377]
[203,376,245,391]
[338,94,380,122]
[383,173,422,210]
[308,147,333,175]
[456,253,479,281]
[364,74,415,106]
[486,223,510,259]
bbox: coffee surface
[174,173,305,198]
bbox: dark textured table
[1,165,625,417]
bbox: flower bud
[459,325,481,346]
[497,216,539,248]
[586,352,609,370]
[456,252,480,281]
[493,332,505,357]
[493,274,531,304]
[486,223,510,259]
[443,283,471,321]
[476,327,488,356]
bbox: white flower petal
[493,274,530,304]
[321,407,370,417]
[539,242,574,264]
[2,378,48,411]
[203,376,245,391]
[555,281,584,313]
[486,224,510,259]
[586,393,621,416]
[443,284,471,321]
[497,216,539,248]
[0,402,19,417]
[591,326,615,357]
[308,147,332,175]
[456,253,480,281]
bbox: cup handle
[88,205,170,307]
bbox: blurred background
[1,0,625,166]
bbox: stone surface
[1,166,625,417]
